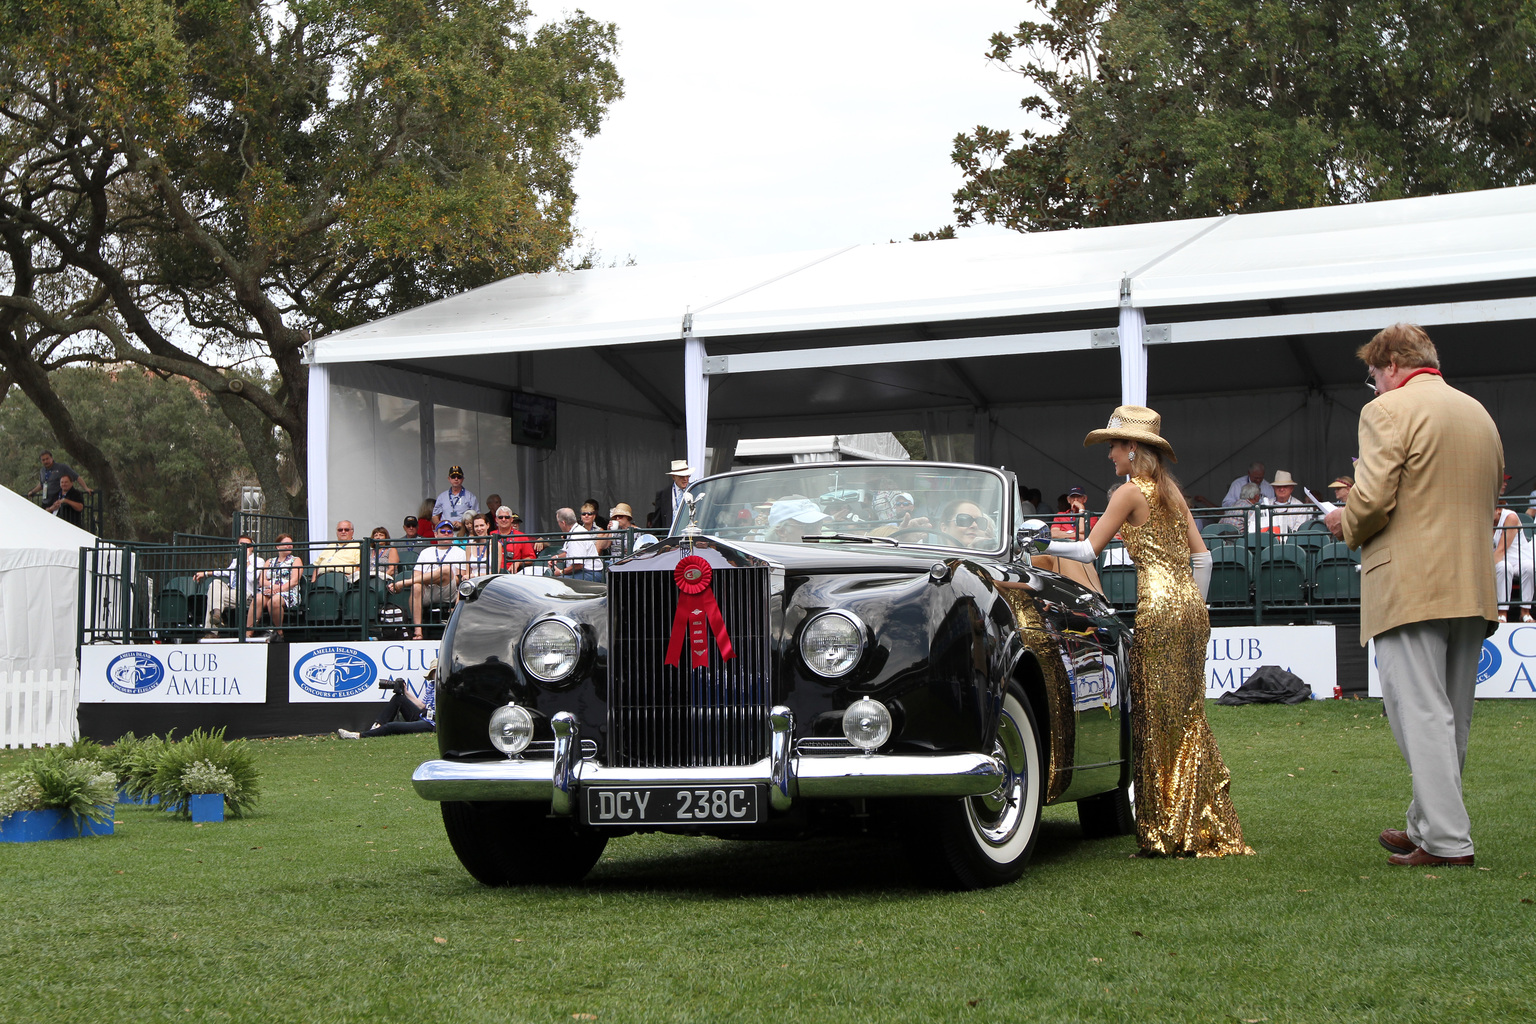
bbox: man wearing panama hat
[1264,470,1314,534]
[650,460,693,531]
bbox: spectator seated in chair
[311,520,362,582]
[193,535,263,637]
[253,533,303,639]
[388,521,464,639]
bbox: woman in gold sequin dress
[1045,406,1253,858]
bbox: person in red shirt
[493,505,535,572]
[1051,486,1099,539]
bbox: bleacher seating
[1258,542,1309,605]
[1315,541,1361,603]
[1099,563,1137,607]
[1290,522,1332,568]
[1207,543,1251,607]
[1201,522,1239,542]
[306,571,351,625]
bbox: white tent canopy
[309,186,1536,537]
[0,485,94,675]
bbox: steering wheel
[886,526,966,547]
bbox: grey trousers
[1374,616,1483,858]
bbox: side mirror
[1016,518,1051,555]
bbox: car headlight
[800,611,865,678]
[520,618,581,682]
[488,703,535,756]
[842,698,892,751]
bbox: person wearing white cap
[651,460,693,531]
[767,496,830,543]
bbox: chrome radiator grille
[607,565,772,768]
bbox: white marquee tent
[0,485,93,747]
[308,186,1536,538]
[0,484,93,676]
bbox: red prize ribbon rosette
[663,555,735,668]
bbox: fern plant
[0,748,117,834]
[150,728,261,818]
[119,731,175,803]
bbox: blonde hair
[1126,443,1182,513]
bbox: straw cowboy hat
[609,502,635,518]
[1083,405,1178,462]
[1271,470,1298,486]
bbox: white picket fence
[1,669,80,748]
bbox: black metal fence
[78,528,664,646]
[30,490,104,535]
[1065,501,1534,624]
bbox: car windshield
[674,463,1011,554]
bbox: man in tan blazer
[1324,323,1503,868]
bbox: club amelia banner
[1204,625,1337,700]
[80,645,268,703]
[288,640,440,703]
[1368,622,1536,698]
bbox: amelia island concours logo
[1477,639,1502,684]
[294,646,378,699]
[106,651,165,695]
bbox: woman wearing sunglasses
[938,500,993,549]
[1040,405,1252,860]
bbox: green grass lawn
[2,701,1532,1024]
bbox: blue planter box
[116,788,158,806]
[189,793,225,823]
[0,807,115,843]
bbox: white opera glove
[1046,539,1096,564]
[1191,550,1212,601]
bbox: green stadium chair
[1099,564,1137,608]
[1201,522,1239,542]
[1316,541,1361,603]
[1258,542,1308,605]
[1207,543,1251,607]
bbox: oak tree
[952,1,1536,233]
[0,0,622,537]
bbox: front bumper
[412,706,1004,815]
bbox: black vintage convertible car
[412,461,1133,889]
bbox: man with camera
[337,662,437,739]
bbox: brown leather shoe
[1378,829,1415,855]
[1386,846,1474,867]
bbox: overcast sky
[552,2,1038,266]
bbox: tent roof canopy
[314,185,1536,367]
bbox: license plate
[583,785,761,826]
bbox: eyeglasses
[947,514,982,528]
[495,514,512,520]
[580,510,597,516]
[337,527,354,533]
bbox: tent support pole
[306,359,330,544]
[684,319,708,475]
[1119,278,1149,407]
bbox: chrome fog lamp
[488,703,535,756]
[800,611,865,678]
[520,618,581,682]
[842,698,892,751]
